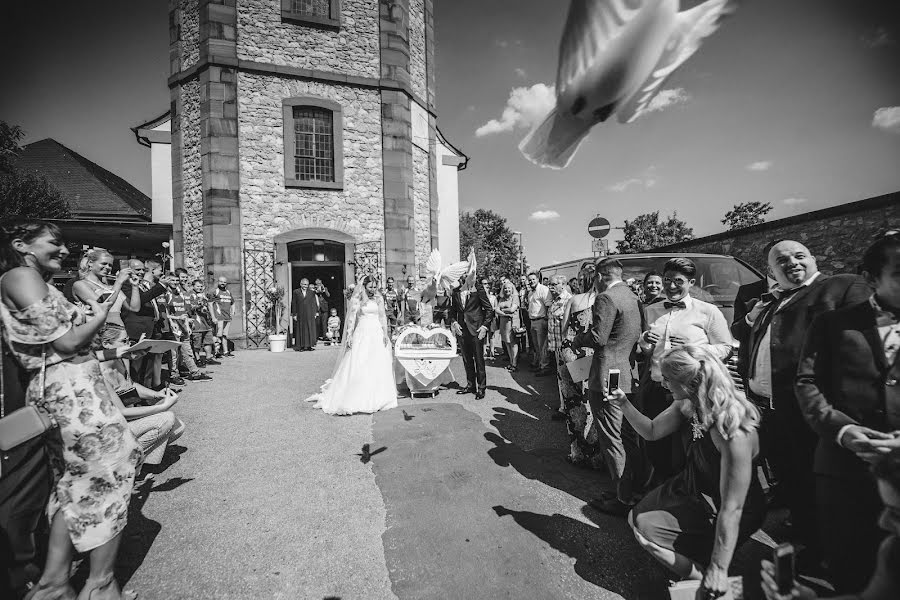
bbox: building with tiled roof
[15,138,152,222]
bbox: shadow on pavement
[484,383,613,503]
[492,504,670,598]
[112,444,189,587]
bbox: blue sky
[2,0,898,268]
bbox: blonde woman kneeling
[607,345,766,598]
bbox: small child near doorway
[325,308,341,345]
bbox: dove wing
[425,249,442,278]
[556,0,646,98]
[615,0,737,124]
[438,261,470,292]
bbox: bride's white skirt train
[305,314,398,415]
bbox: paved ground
[114,347,774,599]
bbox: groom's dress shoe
[475,390,485,400]
[456,387,474,395]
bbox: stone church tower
[168,0,464,346]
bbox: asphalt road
[115,347,774,599]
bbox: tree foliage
[721,201,773,231]
[0,121,71,220]
[458,209,525,281]
[616,211,694,254]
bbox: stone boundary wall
[654,192,900,274]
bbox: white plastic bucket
[268,333,287,353]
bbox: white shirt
[640,294,733,382]
[528,284,552,319]
[749,272,821,398]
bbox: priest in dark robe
[292,277,319,351]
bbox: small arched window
[282,98,344,190]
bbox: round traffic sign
[588,217,611,239]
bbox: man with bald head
[734,239,869,562]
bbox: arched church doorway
[287,239,346,323]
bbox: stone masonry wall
[236,0,379,78]
[180,0,200,70]
[655,192,900,275]
[413,146,431,276]
[178,80,205,277]
[237,72,384,250]
[408,0,427,101]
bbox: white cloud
[514,67,527,79]
[529,209,561,222]
[783,197,808,206]
[746,161,773,171]
[475,83,556,137]
[872,106,900,134]
[607,167,657,192]
[642,88,691,115]
[861,26,895,48]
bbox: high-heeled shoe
[79,574,137,600]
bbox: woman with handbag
[496,277,521,372]
[0,220,142,600]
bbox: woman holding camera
[71,247,138,330]
[0,220,142,600]
[608,344,766,598]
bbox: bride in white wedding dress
[305,275,398,415]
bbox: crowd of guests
[0,219,234,599]
[521,233,899,598]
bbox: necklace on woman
[690,414,705,441]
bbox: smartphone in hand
[773,543,795,594]
[607,368,620,394]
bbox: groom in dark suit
[449,276,493,399]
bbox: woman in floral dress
[0,220,141,600]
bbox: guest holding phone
[609,345,765,598]
[71,248,138,331]
[760,454,900,600]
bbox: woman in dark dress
[608,344,765,598]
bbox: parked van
[540,253,765,325]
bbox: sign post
[588,216,611,259]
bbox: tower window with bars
[290,0,330,18]
[292,106,334,182]
[281,0,340,28]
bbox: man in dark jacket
[732,240,870,560]
[1,327,52,599]
[449,276,493,399]
[795,232,900,592]
[120,259,167,387]
[574,258,643,514]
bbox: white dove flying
[519,0,738,169]
[463,247,478,291]
[420,249,469,304]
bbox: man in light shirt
[527,271,553,375]
[737,240,869,564]
[637,257,733,481]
